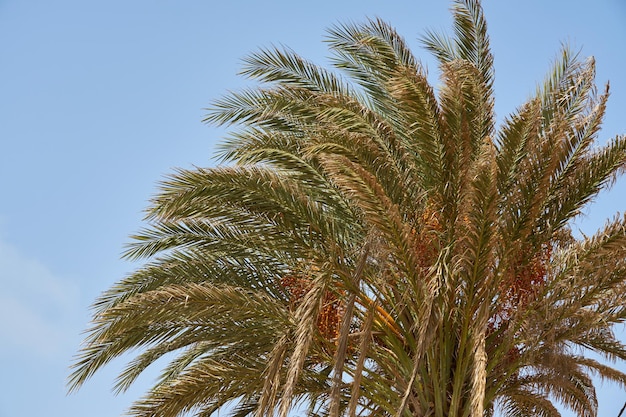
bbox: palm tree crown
[69,1,626,416]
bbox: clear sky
[1,1,625,416]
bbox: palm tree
[68,1,626,416]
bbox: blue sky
[1,1,625,416]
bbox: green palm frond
[239,46,357,103]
